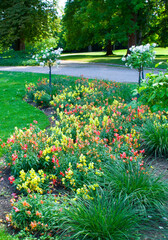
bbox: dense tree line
[62,0,168,54]
[0,0,167,53]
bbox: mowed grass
[0,71,50,142]
[61,47,168,69]
[0,227,18,240]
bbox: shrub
[3,124,48,177]
[6,194,64,235]
[100,159,168,210]
[34,90,51,108]
[138,71,168,112]
[58,190,145,240]
[141,119,168,158]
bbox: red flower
[60,171,65,177]
[13,207,19,212]
[8,176,15,184]
[120,152,126,159]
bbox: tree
[63,0,115,55]
[155,0,168,47]
[0,0,59,50]
[63,0,167,54]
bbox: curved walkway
[0,61,161,83]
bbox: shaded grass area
[61,47,168,69]
[0,50,36,66]
[0,71,51,142]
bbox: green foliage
[58,190,144,240]
[0,49,37,66]
[26,37,60,55]
[0,226,18,240]
[0,0,59,49]
[0,72,50,141]
[7,194,63,234]
[63,0,166,52]
[101,160,168,209]
[122,43,156,71]
[141,119,168,158]
[138,71,168,111]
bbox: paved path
[0,61,161,83]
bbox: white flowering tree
[122,43,156,86]
[32,47,63,91]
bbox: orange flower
[36,211,42,217]
[40,200,44,204]
[22,201,30,207]
[30,221,37,229]
[27,211,31,215]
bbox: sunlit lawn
[61,47,168,68]
[0,71,50,143]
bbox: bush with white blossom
[32,47,63,67]
[122,43,156,70]
[32,47,63,89]
[122,43,157,85]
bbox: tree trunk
[13,39,25,51]
[127,33,137,54]
[88,45,92,52]
[127,13,137,54]
[106,40,113,55]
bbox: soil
[0,104,168,239]
[0,161,15,222]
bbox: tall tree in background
[156,0,168,47]
[0,0,59,50]
[63,0,167,53]
[63,0,94,52]
[63,0,115,55]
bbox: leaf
[155,62,163,68]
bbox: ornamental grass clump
[141,119,168,158]
[100,159,168,211]
[57,189,145,240]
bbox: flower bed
[1,76,168,239]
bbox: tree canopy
[62,0,168,54]
[0,0,59,50]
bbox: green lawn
[0,72,50,142]
[0,227,18,240]
[61,47,168,69]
